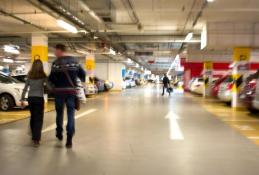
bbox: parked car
[85,83,98,96]
[211,75,230,98]
[90,77,105,92]
[12,74,27,83]
[0,73,28,111]
[124,77,136,88]
[190,77,204,95]
[240,79,257,113]
[89,77,114,92]
[218,76,234,102]
[104,80,114,90]
[188,77,197,91]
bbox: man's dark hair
[55,44,67,52]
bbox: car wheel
[0,94,15,111]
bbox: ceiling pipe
[78,0,104,24]
[192,1,208,27]
[0,8,48,32]
[121,0,143,31]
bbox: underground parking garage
[1,0,259,174]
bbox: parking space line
[42,108,97,133]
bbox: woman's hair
[28,60,47,79]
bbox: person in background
[49,44,86,149]
[162,73,171,96]
[21,60,48,146]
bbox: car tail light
[227,83,233,90]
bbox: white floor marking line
[223,119,259,122]
[165,111,184,140]
[233,125,255,131]
[42,108,97,133]
[248,136,259,140]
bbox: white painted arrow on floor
[165,111,184,140]
[42,108,97,133]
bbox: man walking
[49,44,86,148]
[162,73,171,96]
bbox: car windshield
[0,74,21,84]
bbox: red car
[240,79,257,113]
[211,75,230,98]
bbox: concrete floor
[1,84,259,175]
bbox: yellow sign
[233,47,251,62]
[204,61,213,70]
[85,59,95,70]
[31,46,48,62]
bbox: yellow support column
[232,47,251,108]
[85,54,96,85]
[31,34,48,73]
[203,61,213,97]
[31,34,48,102]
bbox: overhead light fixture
[109,48,116,55]
[184,32,193,42]
[57,19,78,33]
[3,45,20,54]
[127,58,133,63]
[3,58,14,63]
[207,0,214,2]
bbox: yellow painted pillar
[85,54,95,83]
[31,34,48,73]
[31,34,48,102]
[232,47,251,108]
[203,61,213,97]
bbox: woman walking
[21,60,48,146]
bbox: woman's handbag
[63,69,81,111]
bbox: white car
[190,77,204,95]
[218,76,234,102]
[85,83,98,95]
[0,73,28,111]
[124,77,136,88]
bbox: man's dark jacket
[163,76,170,87]
[49,56,86,94]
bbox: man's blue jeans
[55,94,76,137]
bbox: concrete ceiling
[0,0,258,73]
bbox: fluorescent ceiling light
[3,45,20,54]
[175,40,200,43]
[127,58,133,63]
[207,0,214,2]
[109,48,116,55]
[57,19,78,33]
[3,58,14,63]
[184,32,193,42]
